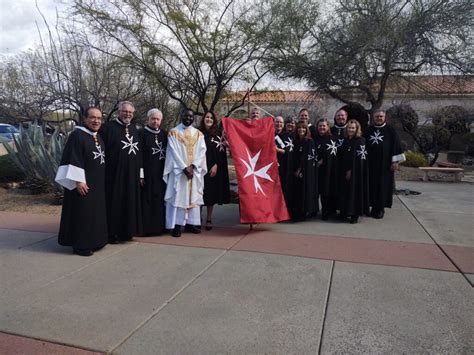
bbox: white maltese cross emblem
[369,130,384,145]
[121,135,139,155]
[240,148,273,196]
[357,145,367,160]
[93,145,105,164]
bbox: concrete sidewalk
[0,181,473,354]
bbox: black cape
[99,120,142,240]
[275,131,294,207]
[289,138,319,220]
[330,125,347,211]
[339,136,370,217]
[58,129,108,250]
[140,126,167,235]
[203,131,230,206]
[314,134,339,215]
[364,123,404,210]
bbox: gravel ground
[0,186,61,215]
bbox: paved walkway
[1,181,473,354]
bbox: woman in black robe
[274,116,293,209]
[199,111,230,230]
[55,107,108,256]
[289,121,318,221]
[313,119,339,220]
[338,119,370,224]
[140,108,167,236]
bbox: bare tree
[266,0,473,118]
[73,0,272,115]
[0,53,54,123]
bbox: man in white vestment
[163,108,207,237]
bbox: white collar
[334,123,347,129]
[374,122,387,128]
[145,126,161,134]
[76,126,97,136]
[115,118,130,127]
[177,123,194,130]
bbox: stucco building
[217,75,474,126]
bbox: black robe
[308,124,317,139]
[364,123,404,210]
[58,129,108,250]
[275,131,294,208]
[330,124,347,211]
[289,138,319,220]
[140,126,167,235]
[99,119,142,240]
[330,124,346,143]
[203,131,230,206]
[314,134,339,215]
[339,136,370,217]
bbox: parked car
[0,124,20,142]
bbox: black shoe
[374,210,385,219]
[171,225,182,238]
[74,248,93,256]
[108,237,119,244]
[337,213,347,221]
[349,216,358,224]
[205,220,213,231]
[184,224,201,234]
[321,212,329,221]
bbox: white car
[0,124,20,142]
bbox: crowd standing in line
[55,102,404,256]
[276,107,405,223]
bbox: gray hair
[275,115,284,122]
[118,101,135,112]
[374,109,385,115]
[147,108,163,119]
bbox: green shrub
[2,121,66,193]
[0,154,25,182]
[401,151,428,167]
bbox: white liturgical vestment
[163,123,207,227]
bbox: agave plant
[2,122,68,193]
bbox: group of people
[55,102,230,256]
[274,108,405,224]
[55,101,404,257]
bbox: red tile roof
[221,75,473,103]
[382,75,474,95]
[222,90,323,103]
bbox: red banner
[222,117,290,223]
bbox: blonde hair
[344,119,362,138]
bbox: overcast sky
[0,0,310,90]
[0,0,68,56]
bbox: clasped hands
[183,165,195,179]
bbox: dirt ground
[1,164,462,216]
[0,186,62,215]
